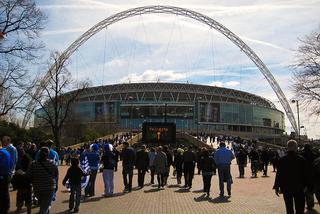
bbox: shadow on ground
[192,189,204,193]
[194,194,210,202]
[167,184,181,188]
[174,188,190,193]
[144,188,164,193]
[209,196,231,203]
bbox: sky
[36,0,320,138]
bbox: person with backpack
[0,147,13,214]
[62,157,86,213]
[101,144,116,197]
[28,147,59,214]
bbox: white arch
[23,5,298,132]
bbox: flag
[80,155,90,189]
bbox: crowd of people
[1,133,320,214]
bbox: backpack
[0,149,12,176]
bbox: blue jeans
[103,169,114,195]
[35,191,54,214]
[217,165,232,195]
[69,185,81,210]
[85,170,97,196]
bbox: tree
[0,0,46,117]
[0,119,50,145]
[32,51,89,150]
[292,28,320,115]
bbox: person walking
[236,147,247,178]
[201,148,216,198]
[183,145,196,189]
[153,146,167,188]
[249,147,260,178]
[28,147,59,214]
[101,144,116,197]
[81,143,100,197]
[148,148,156,184]
[2,136,17,173]
[121,142,135,192]
[273,140,307,214]
[261,147,270,177]
[0,147,13,214]
[313,156,320,206]
[163,146,173,185]
[173,148,184,185]
[214,142,234,197]
[11,153,32,214]
[300,144,318,210]
[62,157,86,213]
[135,145,149,188]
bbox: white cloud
[226,81,240,87]
[120,69,186,82]
[207,81,240,87]
[209,81,223,87]
[42,27,87,36]
[104,58,127,68]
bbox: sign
[142,122,176,145]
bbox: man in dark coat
[273,140,307,214]
[183,146,196,189]
[121,142,135,192]
[236,147,247,178]
[135,145,149,188]
[261,147,270,176]
[313,156,320,206]
[300,144,319,209]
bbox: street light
[291,99,301,144]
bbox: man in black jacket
[273,140,307,214]
[183,146,196,189]
[300,144,319,209]
[135,145,149,188]
[236,147,247,178]
[121,142,135,192]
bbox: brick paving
[9,161,320,214]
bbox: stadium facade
[35,82,285,143]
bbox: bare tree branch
[33,51,89,149]
[0,0,46,117]
[291,28,320,116]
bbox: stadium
[31,6,297,145]
[35,82,285,144]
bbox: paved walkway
[10,161,320,214]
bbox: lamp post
[291,99,301,144]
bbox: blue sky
[36,0,320,138]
